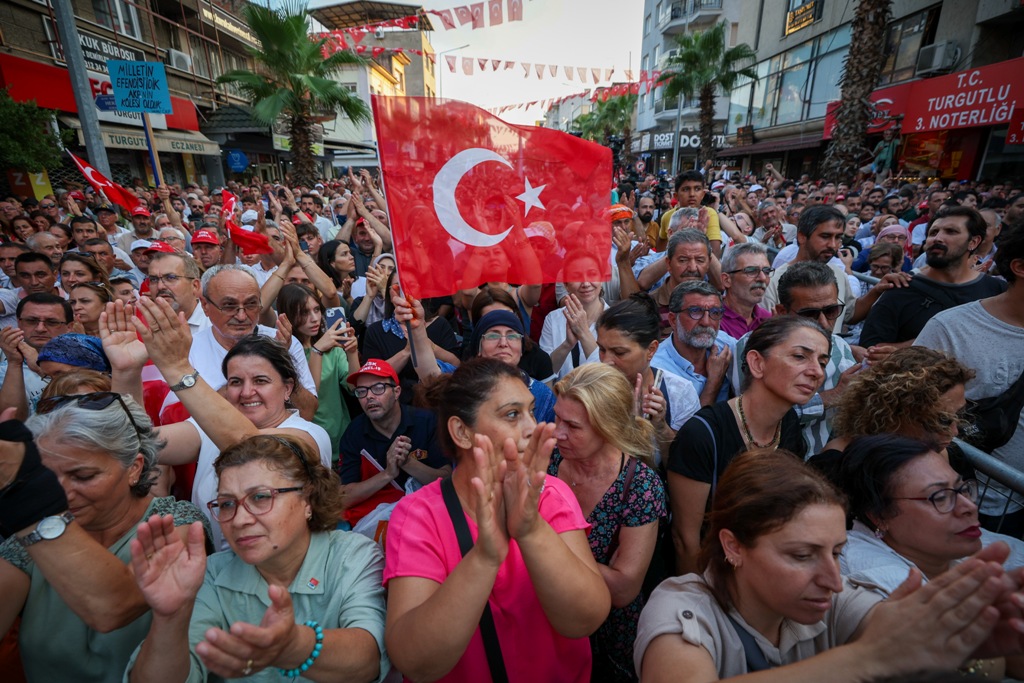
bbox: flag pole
[372,157,417,368]
[142,113,165,186]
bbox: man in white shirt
[146,250,209,334]
[188,264,317,419]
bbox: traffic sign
[94,94,116,112]
[635,160,646,173]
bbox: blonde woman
[549,363,666,683]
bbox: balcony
[658,0,723,35]
[654,95,700,122]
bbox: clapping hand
[502,422,556,541]
[99,300,149,373]
[130,515,206,618]
[133,296,192,376]
[470,433,509,567]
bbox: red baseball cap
[145,241,176,254]
[347,359,399,386]
[191,229,220,245]
[131,206,151,217]
[68,191,86,201]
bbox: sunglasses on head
[36,392,142,446]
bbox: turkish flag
[433,9,456,29]
[221,190,273,255]
[454,6,473,25]
[488,0,503,25]
[507,0,523,21]
[68,152,139,212]
[372,96,612,299]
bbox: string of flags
[313,33,434,61]
[489,78,660,116]
[428,1,524,30]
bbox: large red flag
[372,96,612,299]
[67,152,140,212]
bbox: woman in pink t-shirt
[384,358,611,682]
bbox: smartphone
[325,306,347,330]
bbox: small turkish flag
[68,152,139,213]
[453,6,473,25]
[433,9,456,29]
[488,0,503,25]
[372,96,612,299]
[507,0,523,21]
[221,190,273,255]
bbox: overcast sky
[306,0,644,124]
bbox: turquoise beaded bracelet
[279,620,323,678]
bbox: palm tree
[218,2,370,186]
[822,0,893,182]
[576,94,638,170]
[658,21,757,168]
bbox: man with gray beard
[651,280,735,407]
[720,242,773,338]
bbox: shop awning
[60,117,221,155]
[724,136,823,157]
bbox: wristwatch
[18,511,75,547]
[169,369,200,391]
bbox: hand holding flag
[67,152,140,213]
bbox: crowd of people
[0,162,1022,683]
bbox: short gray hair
[158,227,186,240]
[666,228,711,260]
[201,263,258,299]
[721,241,769,273]
[150,251,202,280]
[668,280,721,312]
[26,394,165,497]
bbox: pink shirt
[720,304,772,339]
[384,476,592,682]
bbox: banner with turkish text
[372,96,612,299]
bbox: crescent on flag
[432,148,514,248]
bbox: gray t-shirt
[915,300,1024,514]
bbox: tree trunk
[698,84,717,167]
[289,113,318,187]
[822,0,893,182]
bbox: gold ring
[242,659,253,675]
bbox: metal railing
[958,439,1024,534]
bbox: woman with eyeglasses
[830,435,1024,679]
[0,391,210,683]
[394,290,557,424]
[276,283,360,461]
[69,281,113,338]
[126,434,388,682]
[667,316,826,575]
[636,448,1024,682]
[384,358,610,682]
[100,298,333,550]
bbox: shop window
[878,5,940,86]
[777,64,810,125]
[93,0,141,40]
[725,80,751,134]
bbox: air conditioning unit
[374,28,385,39]
[916,41,957,77]
[167,49,193,73]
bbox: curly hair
[833,347,975,438]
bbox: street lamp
[436,44,468,99]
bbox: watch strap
[169,370,200,392]
[17,511,74,547]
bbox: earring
[874,527,886,540]
[725,555,738,568]
[306,511,312,520]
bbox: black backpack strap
[725,613,774,672]
[440,478,509,683]
[570,341,581,368]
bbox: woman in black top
[667,316,830,575]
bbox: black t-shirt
[860,273,1007,347]
[667,401,803,489]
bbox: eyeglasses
[36,392,142,448]
[794,302,845,321]
[207,487,304,522]
[481,332,524,343]
[895,480,979,514]
[19,316,68,329]
[726,266,775,277]
[675,305,725,321]
[39,204,56,209]
[205,298,261,315]
[353,382,395,399]
[147,273,192,286]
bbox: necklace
[736,395,781,449]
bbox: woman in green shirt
[126,434,388,682]
[277,284,360,461]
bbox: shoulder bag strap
[692,415,719,502]
[440,478,509,683]
[725,613,774,672]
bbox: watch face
[37,515,67,540]
[182,374,197,388]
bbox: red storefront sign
[1006,109,1024,145]
[0,53,198,131]
[822,56,1024,139]
[823,83,911,140]
[904,57,1024,134]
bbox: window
[189,35,212,79]
[653,44,661,67]
[93,0,140,40]
[878,6,940,85]
[644,14,651,36]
